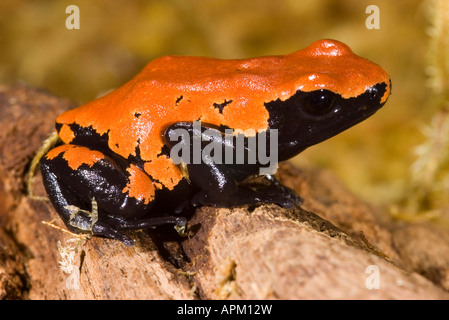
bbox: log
[0,84,448,299]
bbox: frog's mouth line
[339,104,383,132]
[338,81,389,131]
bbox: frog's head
[266,39,391,161]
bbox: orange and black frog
[33,39,391,245]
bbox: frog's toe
[252,192,294,208]
[92,223,135,246]
[283,190,303,207]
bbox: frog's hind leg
[40,144,183,246]
[104,215,187,237]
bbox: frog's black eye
[367,86,379,100]
[301,89,337,116]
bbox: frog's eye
[301,89,337,116]
[367,86,379,100]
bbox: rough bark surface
[1,84,448,299]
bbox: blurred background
[1,0,448,223]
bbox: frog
[36,39,391,246]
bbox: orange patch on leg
[45,145,105,170]
[123,164,155,205]
[143,155,183,190]
[58,124,76,143]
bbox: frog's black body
[40,82,388,246]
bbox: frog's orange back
[55,39,390,190]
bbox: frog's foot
[65,206,188,245]
[65,198,99,232]
[91,223,135,246]
[108,215,188,237]
[176,185,295,213]
[261,174,303,207]
[63,198,134,246]
[90,215,189,244]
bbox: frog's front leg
[263,174,303,206]
[164,122,297,211]
[40,144,185,246]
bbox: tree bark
[1,84,448,299]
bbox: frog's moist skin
[39,39,391,245]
